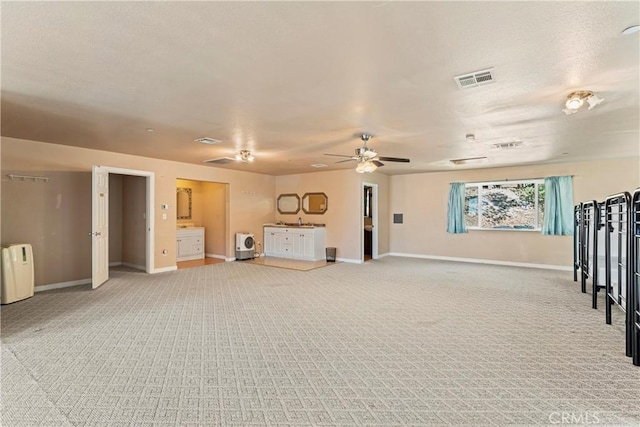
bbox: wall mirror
[176,187,192,219]
[302,192,328,214]
[277,193,300,214]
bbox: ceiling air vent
[194,137,222,145]
[492,140,524,150]
[203,157,237,165]
[450,156,489,165]
[454,68,495,89]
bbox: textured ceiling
[2,2,639,175]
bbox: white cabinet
[263,226,326,261]
[177,228,205,261]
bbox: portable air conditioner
[1,244,35,304]
[235,233,255,260]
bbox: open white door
[92,165,109,289]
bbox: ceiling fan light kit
[355,160,378,173]
[562,90,604,115]
[236,149,254,162]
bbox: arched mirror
[277,193,300,214]
[302,192,328,214]
[177,187,192,219]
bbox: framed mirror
[302,192,328,214]
[277,193,300,214]
[177,187,192,219]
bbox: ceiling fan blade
[324,153,354,158]
[336,158,357,163]
[372,160,384,167]
[377,156,410,163]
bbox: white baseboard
[121,262,145,271]
[388,252,572,271]
[377,252,391,259]
[151,266,177,273]
[35,278,91,292]
[226,257,236,262]
[205,253,227,260]
[109,261,122,267]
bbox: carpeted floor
[2,257,639,426]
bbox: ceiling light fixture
[236,150,254,162]
[145,128,155,132]
[622,25,640,35]
[466,133,476,143]
[562,90,604,115]
[355,159,377,173]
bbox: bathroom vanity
[263,225,326,261]
[176,227,205,261]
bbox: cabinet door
[265,231,277,255]
[301,233,315,258]
[177,237,192,257]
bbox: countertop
[264,223,325,228]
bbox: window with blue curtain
[542,176,574,235]
[447,182,467,234]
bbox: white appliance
[235,233,255,260]
[1,244,35,304]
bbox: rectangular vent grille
[450,157,489,165]
[203,157,237,165]
[194,137,222,145]
[492,140,523,150]
[454,68,495,89]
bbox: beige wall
[109,174,123,263]
[2,137,276,285]
[275,170,390,261]
[1,171,92,286]
[201,182,228,258]
[389,157,640,267]
[122,175,146,268]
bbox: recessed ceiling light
[194,137,222,145]
[145,128,155,132]
[310,163,328,168]
[622,25,640,35]
[465,134,476,143]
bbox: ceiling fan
[325,134,410,173]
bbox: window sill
[467,227,541,232]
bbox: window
[464,179,545,230]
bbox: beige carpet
[242,256,339,271]
[2,257,639,426]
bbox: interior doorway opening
[362,183,378,262]
[175,178,230,268]
[92,166,154,289]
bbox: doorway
[175,178,229,268]
[92,166,154,289]
[362,183,378,262]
